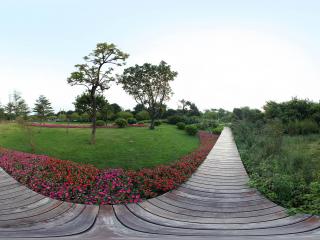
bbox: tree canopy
[33,95,54,121]
[118,61,177,129]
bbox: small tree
[74,92,109,119]
[118,61,177,129]
[67,43,129,144]
[33,95,54,123]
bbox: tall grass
[232,120,320,214]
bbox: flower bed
[30,123,145,128]
[0,131,218,205]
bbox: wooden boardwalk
[0,127,319,239]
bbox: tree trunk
[91,92,97,144]
[149,117,155,130]
[91,113,96,144]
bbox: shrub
[135,110,150,121]
[127,118,137,124]
[176,122,186,130]
[168,115,186,124]
[300,119,319,135]
[196,122,209,130]
[184,116,200,125]
[185,125,198,136]
[115,118,128,128]
[154,120,162,126]
[117,111,133,120]
[212,125,224,134]
[96,120,106,126]
[286,119,319,135]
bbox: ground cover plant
[232,101,320,215]
[0,131,217,205]
[0,123,199,169]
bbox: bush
[286,119,319,135]
[196,122,209,130]
[212,125,224,134]
[96,120,106,126]
[176,122,186,130]
[185,125,198,136]
[115,118,128,128]
[168,115,186,125]
[184,116,200,125]
[300,119,319,134]
[117,111,133,120]
[135,110,150,121]
[154,120,162,126]
[127,118,137,124]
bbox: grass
[232,120,320,214]
[0,123,199,170]
[282,134,320,181]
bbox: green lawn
[0,123,199,169]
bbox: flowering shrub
[30,123,145,128]
[0,131,217,204]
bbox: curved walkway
[0,128,319,239]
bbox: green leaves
[118,61,177,129]
[67,42,129,92]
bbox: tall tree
[118,61,177,129]
[186,101,200,116]
[67,43,129,144]
[6,91,29,119]
[178,99,188,114]
[0,103,5,120]
[33,95,54,123]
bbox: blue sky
[1,0,320,111]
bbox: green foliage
[185,125,198,136]
[117,111,133,120]
[96,120,106,126]
[168,115,186,124]
[178,99,201,116]
[184,116,200,125]
[264,98,320,125]
[127,118,137,124]
[74,93,108,115]
[135,110,150,121]
[232,118,320,215]
[33,95,54,121]
[80,112,90,122]
[67,42,129,144]
[212,125,224,134]
[69,112,80,121]
[286,119,319,135]
[176,122,186,130]
[5,91,29,119]
[118,61,177,130]
[115,118,128,128]
[154,120,162,126]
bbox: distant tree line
[232,97,320,135]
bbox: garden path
[0,128,320,239]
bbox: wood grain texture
[0,127,319,239]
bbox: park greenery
[0,123,198,169]
[0,41,319,212]
[231,98,320,214]
[118,61,178,129]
